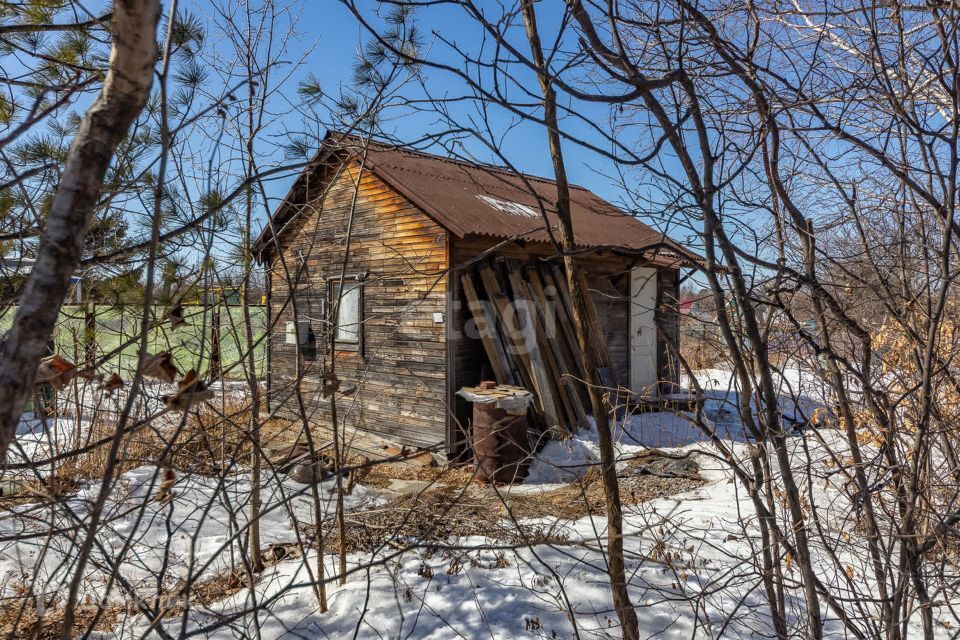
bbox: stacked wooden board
[460,259,615,434]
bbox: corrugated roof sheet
[260,133,699,266]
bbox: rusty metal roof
[259,133,699,266]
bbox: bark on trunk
[0,0,160,457]
[208,303,222,380]
[520,3,640,638]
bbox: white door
[630,267,658,394]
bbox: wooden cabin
[255,133,699,459]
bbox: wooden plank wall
[450,235,679,428]
[451,236,632,392]
[656,268,681,391]
[266,160,450,449]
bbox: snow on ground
[6,379,256,477]
[525,412,710,484]
[1,367,948,638]
[0,461,383,607]
[692,366,828,429]
[112,368,826,639]
[524,365,792,485]
[9,414,81,470]
[117,413,796,639]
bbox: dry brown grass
[0,582,122,640]
[24,398,298,482]
[0,475,81,509]
[310,452,704,554]
[680,330,726,370]
[508,457,703,520]
[1,397,295,511]
[320,485,570,554]
[145,398,297,475]
[363,458,479,489]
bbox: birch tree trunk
[0,0,160,457]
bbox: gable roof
[257,132,700,266]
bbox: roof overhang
[255,131,705,270]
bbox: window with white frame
[328,279,362,347]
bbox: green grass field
[0,304,267,380]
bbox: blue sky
[0,0,688,267]
[203,0,658,226]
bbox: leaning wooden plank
[506,262,572,429]
[543,264,600,392]
[548,263,579,335]
[548,264,617,394]
[505,263,574,431]
[524,267,589,430]
[499,260,567,429]
[539,265,598,417]
[540,265,587,380]
[530,267,588,384]
[476,263,538,398]
[460,271,516,385]
[561,375,591,431]
[479,262,560,429]
[576,269,614,370]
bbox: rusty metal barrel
[457,382,534,484]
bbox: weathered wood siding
[449,236,679,424]
[656,268,681,391]
[450,236,627,379]
[266,160,449,449]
